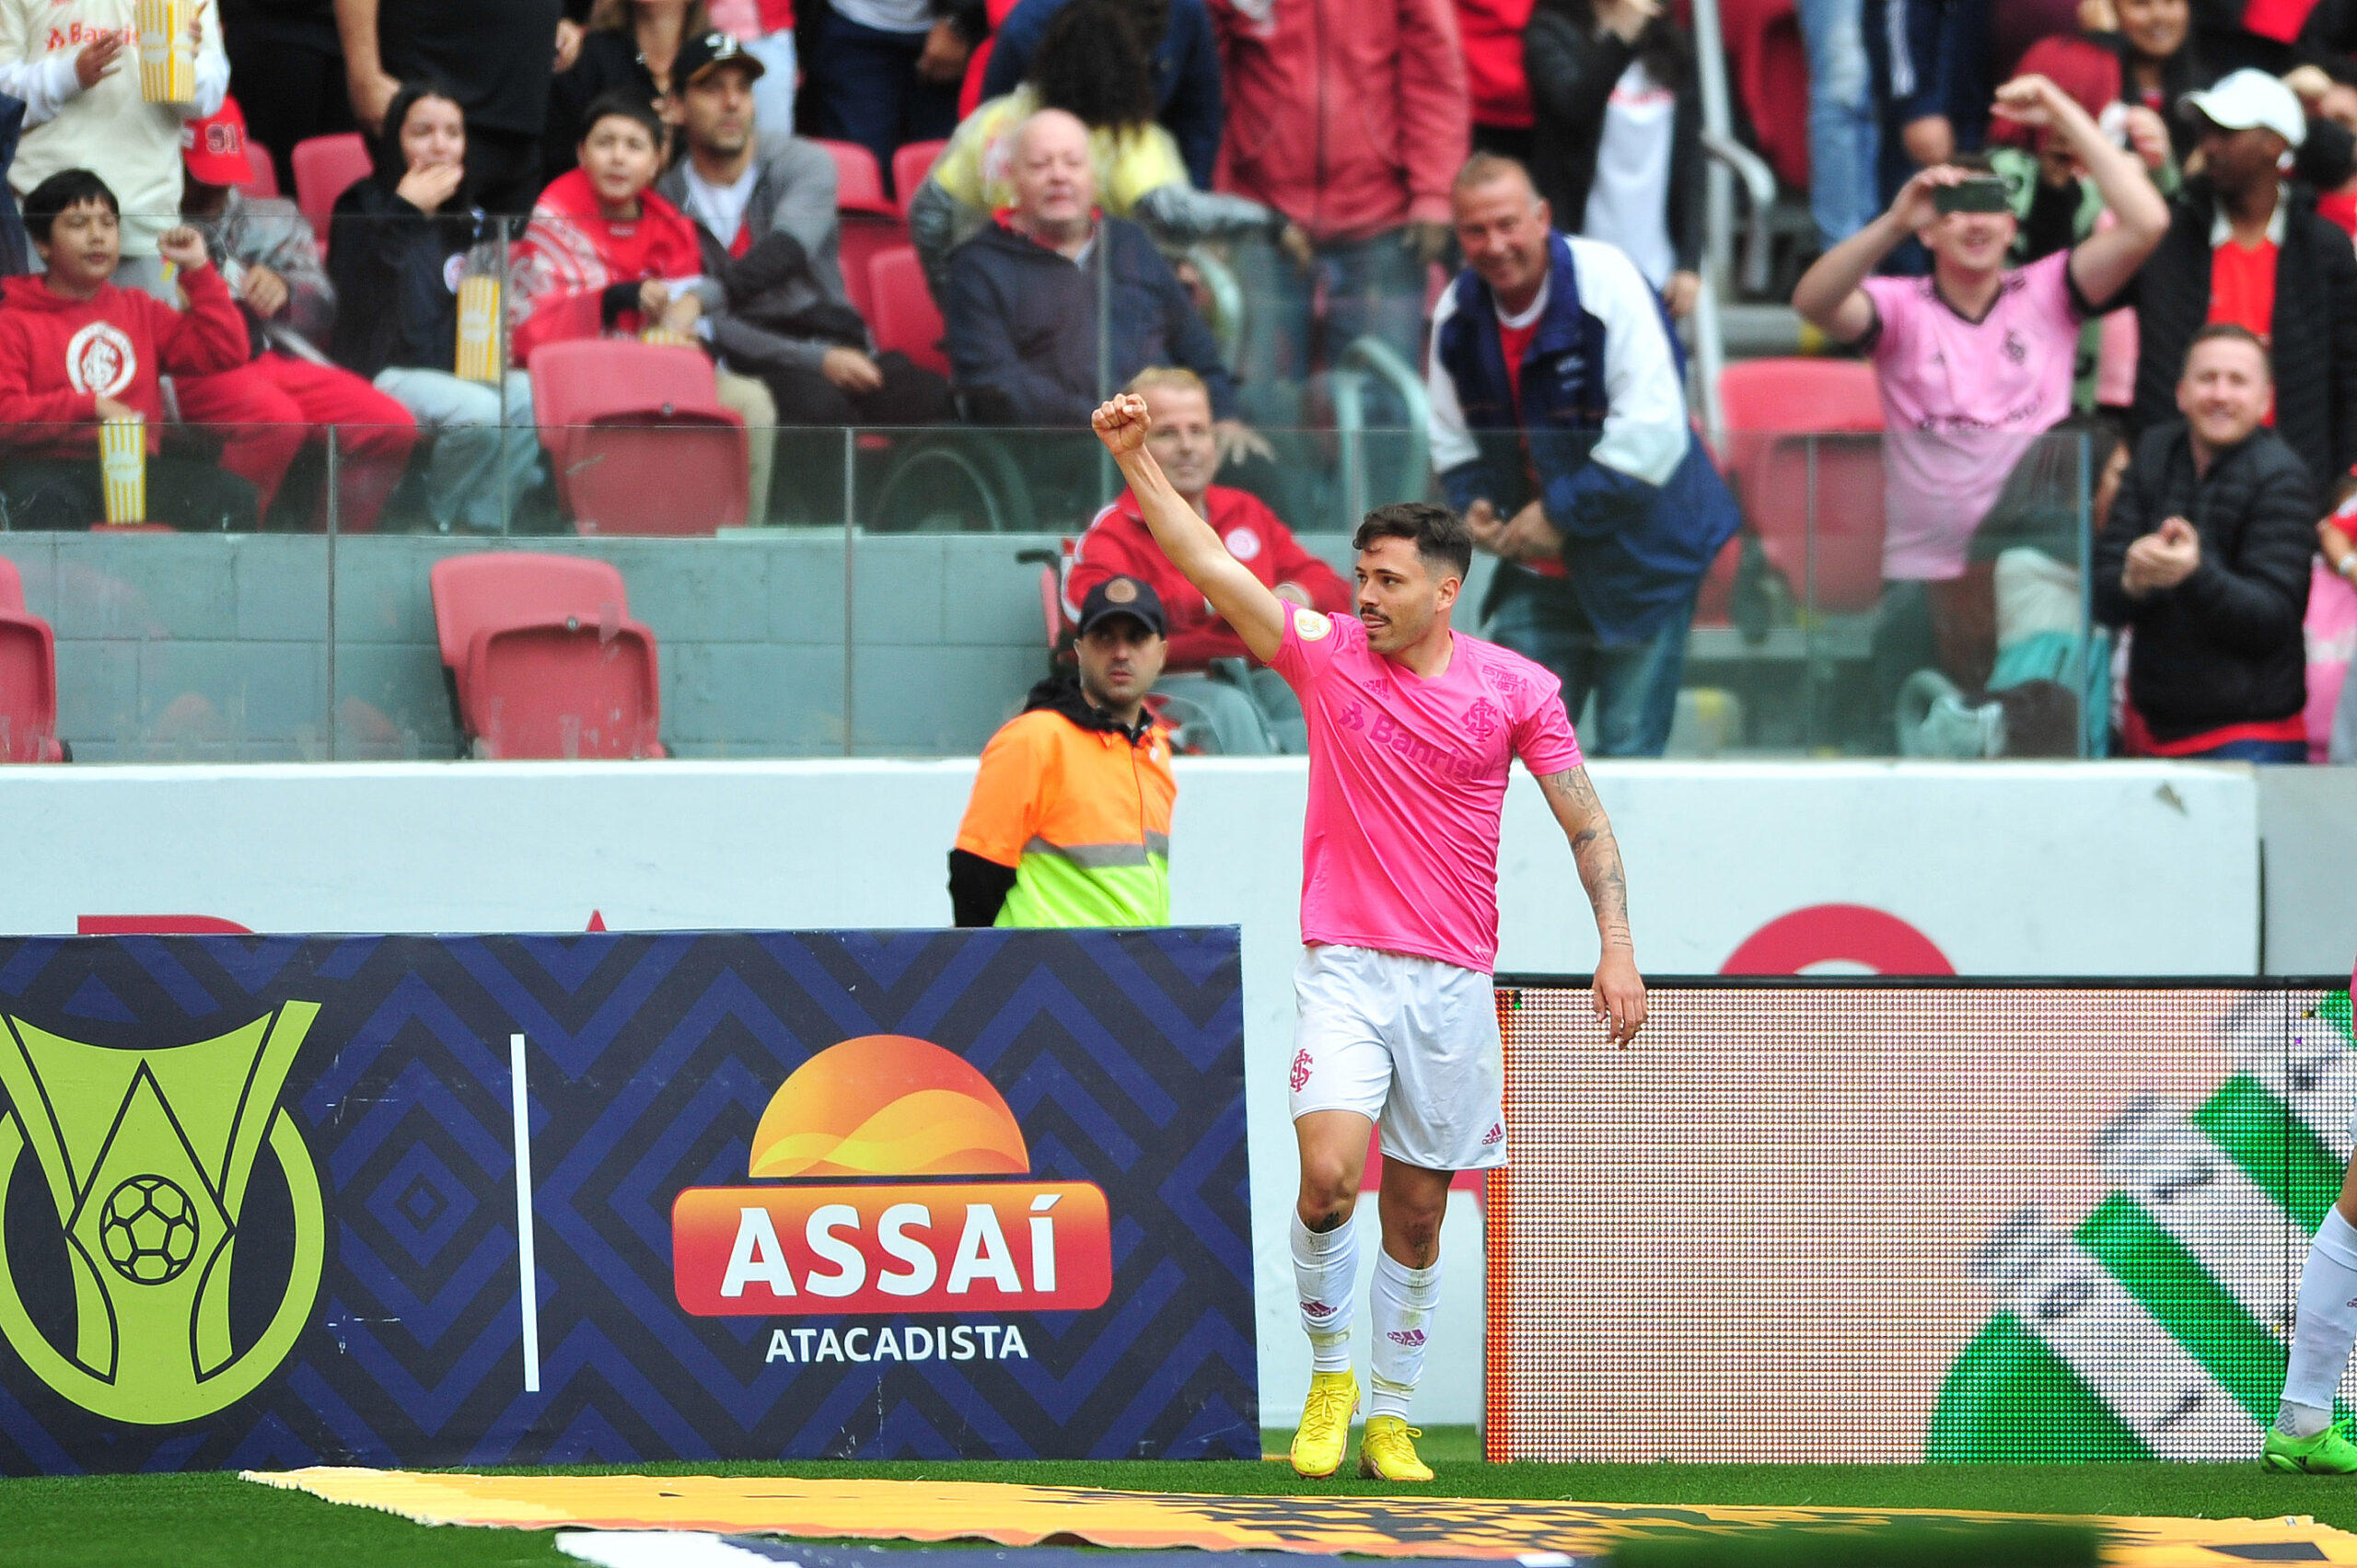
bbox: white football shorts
[1286,943,1507,1172]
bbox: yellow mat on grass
[241,1469,2357,1566]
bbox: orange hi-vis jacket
[955,701,1177,927]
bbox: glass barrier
[0,421,2119,764]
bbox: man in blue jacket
[942,108,1239,432]
[1427,153,1737,757]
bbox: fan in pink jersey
[1090,389,1645,1486]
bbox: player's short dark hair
[2183,320,2271,379]
[578,88,666,148]
[23,168,118,244]
[1353,502,1473,580]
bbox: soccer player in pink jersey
[1092,390,1646,1482]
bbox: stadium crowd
[0,0,2351,760]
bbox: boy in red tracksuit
[0,168,259,528]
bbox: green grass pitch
[13,1430,2357,1568]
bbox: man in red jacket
[1066,366,1350,749]
[0,168,260,529]
[1210,0,1469,436]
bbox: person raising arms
[1090,389,1645,1483]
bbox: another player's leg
[1359,1156,1448,1481]
[2267,1156,2357,1472]
[1290,1108,1374,1477]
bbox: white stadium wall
[0,759,2265,1424]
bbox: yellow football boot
[1356,1414,1434,1481]
[1288,1370,1358,1478]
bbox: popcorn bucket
[639,327,695,347]
[455,275,502,382]
[99,415,145,525]
[136,0,196,104]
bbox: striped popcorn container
[99,415,145,525]
[454,275,502,382]
[136,0,195,103]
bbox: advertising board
[0,929,1253,1471]
[1484,978,2352,1461]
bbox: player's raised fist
[1092,394,1150,455]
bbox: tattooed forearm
[1538,766,1633,951]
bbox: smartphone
[1932,176,2010,215]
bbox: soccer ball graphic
[98,1175,201,1286]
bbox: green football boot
[2264,1421,2357,1474]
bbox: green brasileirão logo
[0,1005,324,1423]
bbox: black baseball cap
[677,30,766,87]
[1076,575,1166,637]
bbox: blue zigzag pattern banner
[0,930,1255,1472]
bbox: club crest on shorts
[1289,1049,1314,1092]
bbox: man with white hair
[2128,67,2357,490]
[940,107,1239,428]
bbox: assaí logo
[0,1005,325,1423]
[671,1035,1112,1366]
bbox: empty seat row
[0,552,662,763]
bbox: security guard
[950,575,1176,927]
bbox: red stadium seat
[527,340,749,535]
[1719,356,1885,433]
[892,139,948,215]
[838,213,909,322]
[869,246,949,377]
[238,139,281,199]
[291,133,370,241]
[429,552,664,760]
[818,139,910,313]
[1718,358,1887,614]
[813,138,896,215]
[1719,0,1812,190]
[0,555,64,763]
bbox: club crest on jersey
[1225,526,1261,562]
[1294,608,1331,642]
[65,323,135,398]
[1463,698,1504,742]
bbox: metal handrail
[1330,333,1433,528]
[1701,129,1779,296]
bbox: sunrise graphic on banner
[674,1034,1114,1317]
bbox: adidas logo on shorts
[1481,1122,1504,1145]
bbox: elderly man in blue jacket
[943,107,1242,442]
[1427,153,1738,757]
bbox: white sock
[2281,1207,2357,1434]
[1291,1209,1357,1373]
[1367,1249,1440,1421]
